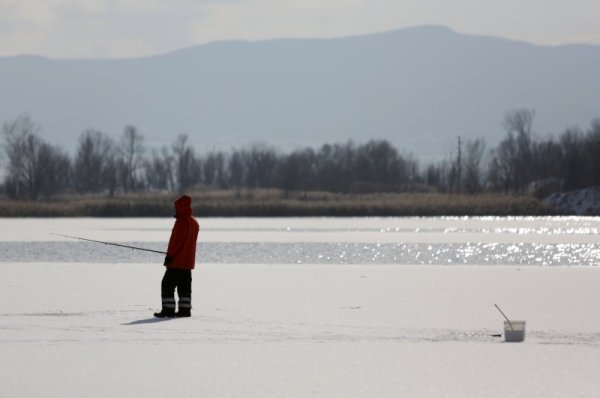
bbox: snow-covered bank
[544,186,600,215]
[1,263,600,397]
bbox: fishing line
[51,233,166,255]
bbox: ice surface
[1,217,600,397]
[2,216,600,244]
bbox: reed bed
[0,189,554,217]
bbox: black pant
[161,268,192,310]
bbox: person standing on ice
[154,195,200,318]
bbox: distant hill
[1,25,599,159]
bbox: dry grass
[0,189,554,217]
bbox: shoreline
[0,190,555,217]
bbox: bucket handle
[494,304,514,331]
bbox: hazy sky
[2,0,600,59]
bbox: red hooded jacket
[166,196,200,270]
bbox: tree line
[1,111,599,200]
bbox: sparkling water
[0,217,599,265]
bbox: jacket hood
[174,195,192,218]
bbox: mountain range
[1,25,599,159]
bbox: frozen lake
[2,217,600,397]
[1,216,599,265]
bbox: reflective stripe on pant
[161,297,176,309]
[178,297,192,309]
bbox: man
[154,195,200,318]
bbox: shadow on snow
[122,317,176,325]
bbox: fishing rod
[52,233,167,255]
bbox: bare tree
[172,134,200,192]
[118,125,145,193]
[276,148,316,196]
[357,141,401,185]
[314,142,356,192]
[202,151,227,187]
[245,143,278,188]
[586,119,600,186]
[1,115,38,198]
[559,127,587,191]
[36,142,71,199]
[145,147,175,191]
[228,150,245,188]
[1,115,70,200]
[504,108,535,192]
[74,129,116,194]
[503,109,535,137]
[487,109,535,193]
[487,136,515,193]
[462,138,486,194]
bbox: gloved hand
[164,256,173,266]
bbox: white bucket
[504,320,526,342]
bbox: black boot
[154,308,175,318]
[175,308,191,318]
